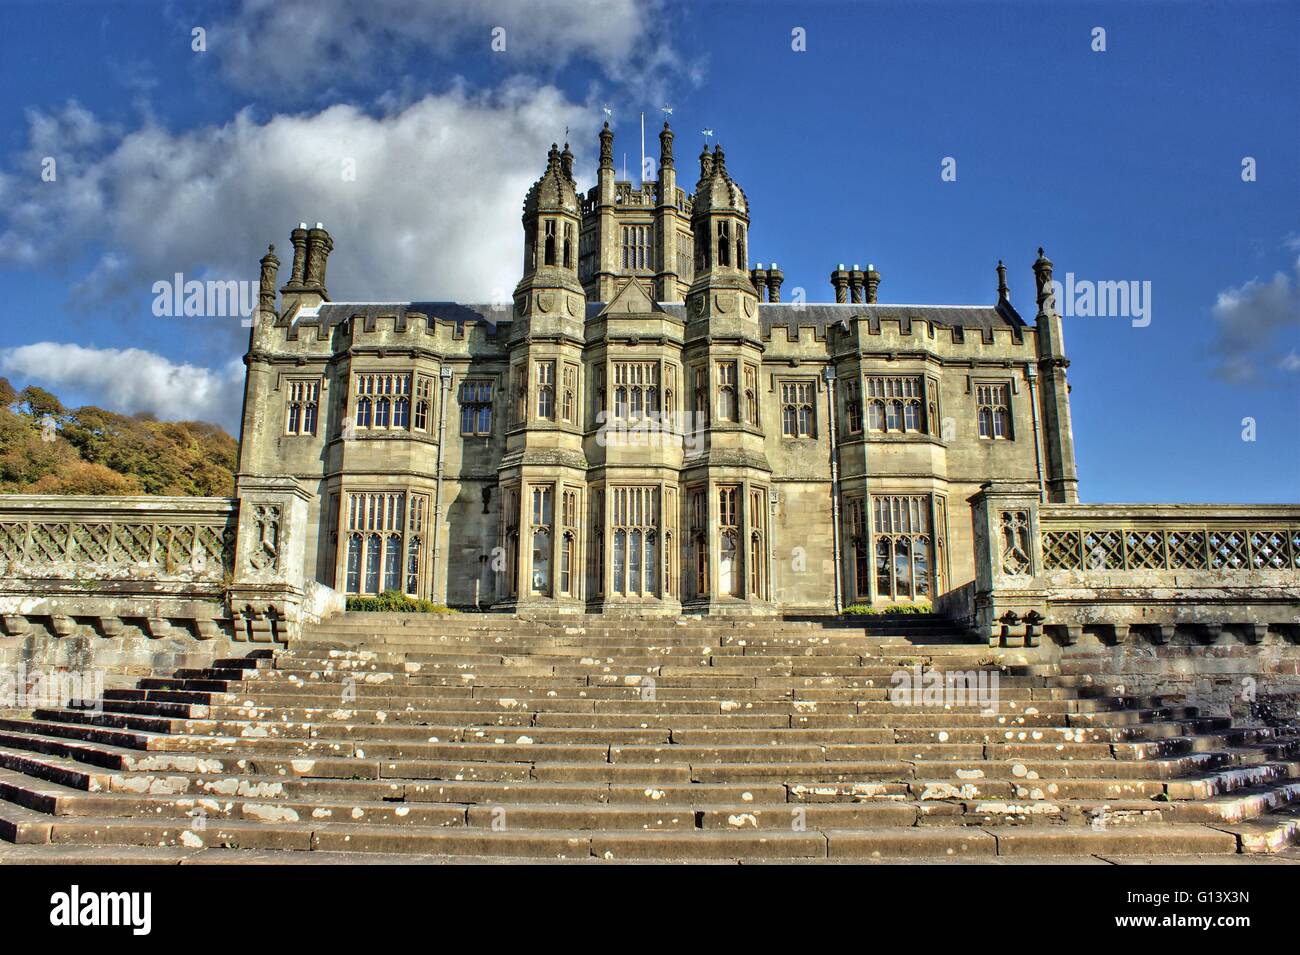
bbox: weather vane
[661,104,673,118]
[701,128,714,141]
[602,104,613,120]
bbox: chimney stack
[865,263,880,304]
[849,264,865,304]
[831,264,850,303]
[303,223,334,294]
[767,263,784,303]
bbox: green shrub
[345,590,457,614]
[842,603,933,616]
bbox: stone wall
[1001,636,1300,723]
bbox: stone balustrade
[960,483,1300,648]
[0,479,342,648]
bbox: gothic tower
[680,143,772,612]
[498,143,589,608]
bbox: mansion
[236,122,1079,614]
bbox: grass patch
[842,602,933,616]
[346,590,457,614]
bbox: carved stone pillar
[969,481,1047,647]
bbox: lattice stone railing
[964,489,1300,648]
[1041,525,1300,572]
[0,497,236,581]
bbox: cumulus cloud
[212,0,678,100]
[0,342,244,431]
[0,83,595,309]
[1210,249,1300,383]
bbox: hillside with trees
[0,377,237,496]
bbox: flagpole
[640,112,645,186]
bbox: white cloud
[0,83,595,307]
[0,342,244,431]
[1210,251,1300,383]
[213,0,662,97]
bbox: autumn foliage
[0,377,237,496]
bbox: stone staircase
[2,612,1300,862]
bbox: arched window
[375,397,391,428]
[613,529,626,594]
[394,397,410,429]
[719,531,739,596]
[645,531,658,595]
[365,533,382,593]
[886,399,901,431]
[532,528,551,594]
[629,529,642,594]
[346,534,363,593]
[694,534,708,597]
[750,532,763,597]
[560,532,574,596]
[406,535,421,596]
[384,534,402,591]
[663,531,673,597]
[356,397,372,428]
[903,400,920,432]
[544,219,557,266]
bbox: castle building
[236,122,1080,615]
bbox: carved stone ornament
[743,295,756,318]
[538,291,555,313]
[565,295,578,317]
[716,293,734,314]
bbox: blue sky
[0,0,1296,503]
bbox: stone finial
[713,143,726,175]
[659,121,674,170]
[560,142,574,181]
[699,143,713,180]
[599,122,613,171]
[865,264,880,304]
[997,259,1009,302]
[1033,247,1054,310]
[258,244,279,317]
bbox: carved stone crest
[538,291,555,313]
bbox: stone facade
[235,125,1082,614]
